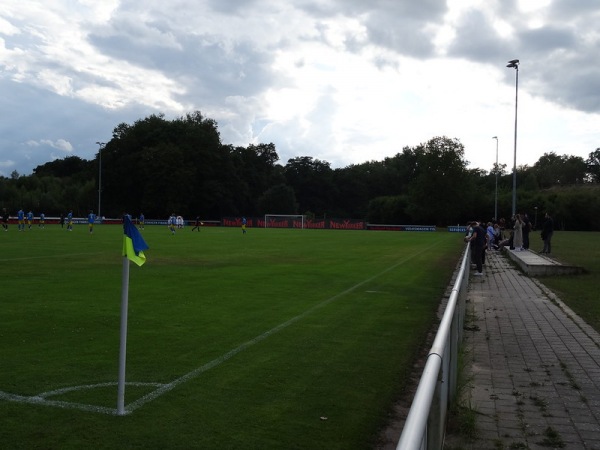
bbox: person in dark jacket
[522,213,531,249]
[541,212,554,254]
[465,221,486,276]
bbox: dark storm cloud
[298,0,444,21]
[90,28,276,99]
[446,1,600,114]
[361,0,446,57]
[0,80,146,176]
[295,0,446,56]
[446,10,511,63]
[87,5,286,111]
[518,27,575,54]
[523,1,600,114]
[549,0,599,19]
[204,0,260,15]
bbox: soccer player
[66,210,73,231]
[2,208,8,231]
[88,210,96,234]
[27,211,34,229]
[242,216,247,234]
[17,208,25,231]
[39,212,45,229]
[138,213,145,230]
[168,213,177,234]
[191,216,201,232]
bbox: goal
[264,214,306,229]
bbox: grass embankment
[535,231,600,332]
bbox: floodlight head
[507,59,520,68]
[492,136,497,139]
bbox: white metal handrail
[396,245,471,449]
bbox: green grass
[0,224,463,449]
[535,231,600,332]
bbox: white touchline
[0,240,441,415]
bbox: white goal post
[264,214,306,229]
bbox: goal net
[264,214,306,229]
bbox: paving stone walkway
[445,250,600,449]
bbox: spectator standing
[513,214,524,251]
[486,222,495,250]
[522,213,531,249]
[541,212,554,254]
[465,221,486,276]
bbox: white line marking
[0,240,441,415]
[0,252,105,262]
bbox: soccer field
[1,224,463,449]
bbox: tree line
[1,111,599,230]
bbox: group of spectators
[464,212,554,276]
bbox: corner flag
[118,215,149,415]
[122,216,148,266]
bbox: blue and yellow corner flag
[123,215,149,266]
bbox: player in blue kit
[66,211,73,231]
[17,209,25,231]
[88,210,96,234]
[168,213,177,234]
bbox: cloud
[0,0,599,179]
[34,139,74,153]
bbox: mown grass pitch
[1,224,463,449]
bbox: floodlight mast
[96,142,106,219]
[492,136,499,221]
[506,59,519,217]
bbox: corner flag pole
[117,256,131,415]
[118,215,148,415]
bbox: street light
[492,136,499,220]
[96,141,106,219]
[506,59,519,216]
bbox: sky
[1,0,599,177]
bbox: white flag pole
[117,255,131,415]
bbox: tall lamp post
[96,142,105,219]
[506,59,519,216]
[492,136,499,220]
